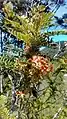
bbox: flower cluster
[16,91,25,98]
[15,55,53,84]
[28,55,53,75]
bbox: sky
[55,3,67,17]
[41,0,67,17]
[48,0,67,42]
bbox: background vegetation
[0,1,67,119]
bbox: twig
[52,107,62,119]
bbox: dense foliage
[3,2,53,47]
[0,55,67,119]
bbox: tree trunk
[0,74,3,93]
